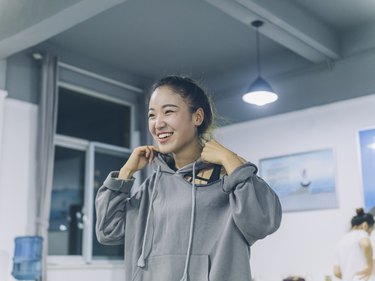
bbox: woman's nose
[155,116,166,128]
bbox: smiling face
[148,86,204,158]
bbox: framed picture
[358,128,375,212]
[259,149,337,212]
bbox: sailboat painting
[260,149,337,212]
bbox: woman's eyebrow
[162,104,179,109]
[148,104,179,111]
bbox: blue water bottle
[11,236,43,280]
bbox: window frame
[84,141,132,263]
[58,81,136,148]
[48,81,138,265]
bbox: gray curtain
[35,54,59,281]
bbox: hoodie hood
[152,152,215,176]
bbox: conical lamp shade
[242,76,278,106]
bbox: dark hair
[351,208,375,227]
[150,75,215,140]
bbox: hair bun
[356,208,365,216]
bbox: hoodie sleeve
[222,162,282,246]
[95,171,135,245]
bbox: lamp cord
[256,26,261,77]
[251,20,264,78]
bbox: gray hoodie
[96,153,282,281]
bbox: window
[49,146,85,256]
[48,83,135,262]
[57,86,131,147]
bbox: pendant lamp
[242,20,278,106]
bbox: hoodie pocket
[131,254,209,281]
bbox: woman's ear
[193,107,204,126]
[360,221,369,230]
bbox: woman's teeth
[158,133,173,139]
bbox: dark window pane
[48,146,85,255]
[92,150,129,259]
[57,87,131,147]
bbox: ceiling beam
[0,60,6,89]
[0,0,127,59]
[341,21,375,57]
[205,0,340,63]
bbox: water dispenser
[11,236,43,281]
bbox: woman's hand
[356,265,372,280]
[333,265,342,279]
[118,146,158,179]
[200,140,246,175]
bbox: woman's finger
[144,146,150,159]
[149,146,154,163]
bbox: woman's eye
[165,110,173,114]
[148,114,155,119]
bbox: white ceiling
[295,0,375,30]
[2,0,375,123]
[47,0,288,78]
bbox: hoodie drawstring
[137,165,161,268]
[136,161,198,281]
[179,162,197,281]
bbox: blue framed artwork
[358,128,375,212]
[260,149,337,212]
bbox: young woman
[95,76,282,281]
[334,208,375,281]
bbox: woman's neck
[352,226,366,231]
[173,141,203,169]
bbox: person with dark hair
[95,75,282,281]
[334,208,375,281]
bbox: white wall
[215,94,375,281]
[47,263,125,281]
[0,89,7,152]
[0,98,37,281]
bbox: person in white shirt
[334,208,374,281]
[370,207,375,276]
